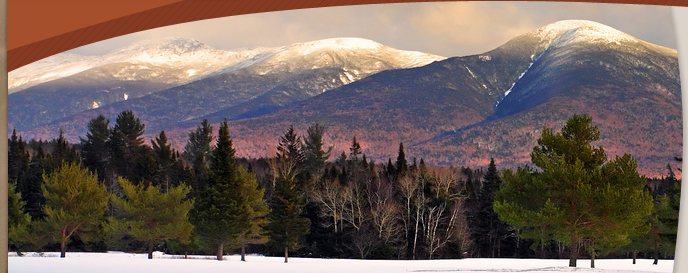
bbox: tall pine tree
[396,142,408,180]
[190,120,252,261]
[265,172,310,263]
[183,119,213,193]
[80,115,111,183]
[151,131,177,192]
[471,158,513,258]
[109,111,153,184]
[302,123,331,184]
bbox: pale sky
[69,2,676,58]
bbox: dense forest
[7,111,681,267]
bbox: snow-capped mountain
[245,38,445,79]
[488,20,678,117]
[14,20,680,176]
[9,37,444,133]
[9,53,96,93]
[186,20,678,176]
[8,38,281,94]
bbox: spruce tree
[106,178,194,259]
[183,119,213,192]
[190,120,251,261]
[152,131,176,192]
[277,125,304,167]
[385,158,396,180]
[80,115,111,183]
[110,110,150,184]
[396,142,408,179]
[299,123,332,258]
[472,158,513,258]
[8,129,29,185]
[302,123,331,183]
[265,172,310,263]
[22,143,50,220]
[51,129,79,166]
[349,136,362,163]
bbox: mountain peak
[533,20,636,48]
[289,37,384,53]
[247,37,445,75]
[112,37,209,54]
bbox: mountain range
[10,20,682,176]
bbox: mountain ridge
[11,20,681,176]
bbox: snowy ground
[8,252,674,273]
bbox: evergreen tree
[8,131,42,219]
[647,164,681,263]
[236,167,269,262]
[190,120,251,261]
[109,110,151,184]
[22,143,50,220]
[302,123,332,184]
[40,162,109,258]
[265,172,310,263]
[8,183,32,252]
[385,158,396,180]
[51,129,79,166]
[151,131,176,192]
[347,136,365,183]
[472,158,513,258]
[299,123,333,258]
[349,136,362,163]
[277,125,304,167]
[8,129,29,185]
[494,114,653,267]
[396,142,408,179]
[80,115,111,183]
[106,177,194,259]
[183,119,213,192]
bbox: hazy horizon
[66,2,676,58]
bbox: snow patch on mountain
[9,38,281,94]
[249,37,445,77]
[493,20,670,109]
[533,20,637,49]
[10,37,443,94]
[8,53,96,93]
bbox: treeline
[6,111,681,265]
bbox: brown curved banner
[7,0,688,72]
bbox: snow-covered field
[8,252,674,273]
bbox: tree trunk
[217,243,224,261]
[568,235,579,267]
[515,232,520,258]
[653,240,659,265]
[589,246,595,268]
[284,246,289,263]
[632,250,637,264]
[413,208,420,260]
[241,241,246,262]
[60,240,67,258]
[147,240,154,259]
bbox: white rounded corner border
[672,6,688,273]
